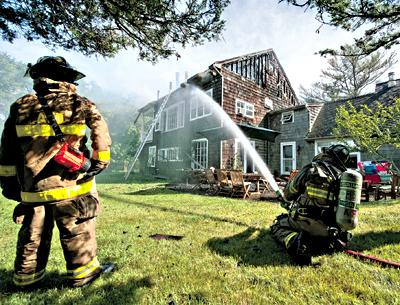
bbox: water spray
[185,84,285,200]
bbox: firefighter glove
[1,177,22,202]
[77,159,105,183]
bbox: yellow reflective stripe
[21,180,95,203]
[308,191,328,199]
[16,124,86,137]
[93,150,110,161]
[67,257,100,279]
[284,232,298,248]
[306,187,328,196]
[307,186,328,193]
[13,269,45,286]
[0,164,16,176]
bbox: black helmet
[25,56,85,83]
[325,144,350,164]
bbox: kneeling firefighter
[270,144,362,265]
[0,56,114,287]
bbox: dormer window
[281,111,294,124]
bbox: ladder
[124,89,173,180]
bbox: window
[192,139,208,170]
[235,99,254,118]
[281,111,294,124]
[165,102,185,132]
[315,140,360,168]
[190,89,212,120]
[280,142,296,175]
[148,146,156,167]
[158,147,181,162]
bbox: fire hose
[344,249,400,269]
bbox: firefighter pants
[270,213,333,256]
[13,194,101,287]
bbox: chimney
[157,90,160,100]
[169,81,173,91]
[185,71,189,81]
[388,72,396,88]
[175,72,180,88]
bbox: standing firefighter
[0,56,114,288]
[271,144,361,265]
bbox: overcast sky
[1,0,399,106]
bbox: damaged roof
[307,85,400,139]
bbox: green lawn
[0,173,399,305]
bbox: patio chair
[215,169,233,196]
[190,170,207,192]
[204,169,219,195]
[230,170,251,199]
[375,173,400,200]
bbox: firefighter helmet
[25,56,85,83]
[326,144,350,164]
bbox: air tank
[336,169,363,231]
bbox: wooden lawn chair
[230,170,251,199]
[375,173,400,200]
[204,169,219,195]
[215,169,232,196]
[190,170,207,191]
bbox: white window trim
[281,111,294,124]
[314,139,357,156]
[191,138,208,170]
[190,89,212,121]
[164,101,185,132]
[314,139,361,166]
[350,152,361,164]
[148,146,156,167]
[235,98,255,118]
[158,147,181,162]
[280,141,296,175]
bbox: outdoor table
[242,173,268,194]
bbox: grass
[0,172,400,304]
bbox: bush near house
[0,175,399,304]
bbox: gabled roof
[307,86,400,139]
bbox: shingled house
[266,73,400,175]
[135,49,299,178]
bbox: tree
[281,0,400,56]
[334,98,400,173]
[0,52,30,129]
[0,0,229,61]
[300,45,396,103]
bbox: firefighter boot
[286,232,312,266]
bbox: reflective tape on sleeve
[21,180,95,203]
[16,124,86,137]
[0,164,17,176]
[93,150,110,161]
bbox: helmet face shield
[25,56,85,83]
[326,144,350,164]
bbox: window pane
[283,160,293,172]
[283,145,293,158]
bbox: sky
[1,0,400,106]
